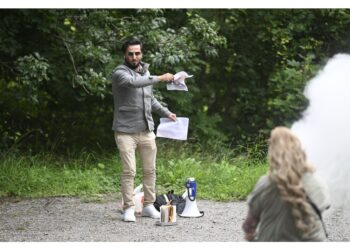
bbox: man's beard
[125,60,140,70]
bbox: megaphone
[179,177,204,218]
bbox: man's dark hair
[121,38,143,53]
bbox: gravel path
[0,196,349,242]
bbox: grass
[0,144,268,201]
[0,152,121,198]
[155,142,268,201]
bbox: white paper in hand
[156,117,189,140]
[167,71,193,91]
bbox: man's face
[124,44,142,68]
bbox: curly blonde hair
[268,126,316,238]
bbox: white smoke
[292,53,350,213]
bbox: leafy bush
[0,148,267,201]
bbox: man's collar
[124,61,149,74]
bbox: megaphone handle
[187,186,195,201]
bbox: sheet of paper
[156,117,189,140]
[166,71,193,91]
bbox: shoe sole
[123,215,136,222]
[142,214,160,219]
[123,218,136,222]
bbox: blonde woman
[242,126,330,241]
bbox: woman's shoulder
[247,174,273,206]
[255,175,270,188]
[250,175,271,196]
[301,172,331,211]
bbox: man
[112,38,176,222]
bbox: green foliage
[155,141,268,200]
[1,9,350,154]
[15,52,50,87]
[190,111,228,144]
[0,148,266,201]
[265,55,319,131]
[156,156,267,201]
[0,151,121,197]
[187,12,227,57]
[2,9,350,204]
[195,9,350,148]
[0,9,226,152]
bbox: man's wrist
[158,75,168,82]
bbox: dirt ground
[0,195,349,242]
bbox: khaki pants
[114,131,157,210]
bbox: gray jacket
[112,62,171,133]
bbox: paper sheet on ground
[167,71,193,91]
[156,117,189,140]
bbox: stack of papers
[161,70,192,140]
[156,117,189,140]
[167,71,193,91]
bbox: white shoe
[142,205,161,219]
[123,207,136,222]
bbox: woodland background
[1,9,350,154]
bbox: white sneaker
[142,205,161,219]
[123,207,136,222]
